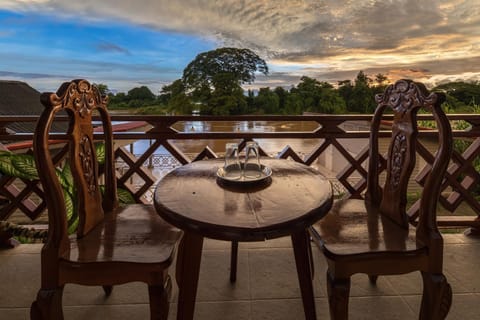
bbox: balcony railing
[1,114,479,234]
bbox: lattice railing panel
[115,147,156,204]
[0,175,44,220]
[334,142,371,199]
[0,114,478,232]
[442,138,480,214]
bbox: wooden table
[154,158,333,320]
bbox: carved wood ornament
[51,79,105,118]
[390,133,407,188]
[79,135,96,194]
[376,79,438,115]
[374,79,441,225]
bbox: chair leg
[326,271,350,320]
[102,285,113,296]
[148,279,170,320]
[368,275,378,285]
[230,241,238,283]
[308,238,315,279]
[419,272,452,320]
[30,287,64,320]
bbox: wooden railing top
[0,114,478,141]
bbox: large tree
[183,47,269,90]
[181,47,268,114]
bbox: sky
[1,0,480,93]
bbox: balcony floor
[1,233,479,320]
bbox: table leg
[230,241,238,283]
[175,231,204,320]
[291,229,317,320]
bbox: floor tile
[196,250,250,301]
[63,304,150,320]
[446,294,480,320]
[0,234,479,320]
[0,253,40,308]
[193,301,251,320]
[348,296,415,320]
[202,239,230,250]
[251,298,330,320]
[349,273,397,297]
[443,244,480,292]
[384,272,423,295]
[248,248,323,300]
[402,293,480,320]
[63,283,150,306]
[0,243,43,255]
[0,308,28,320]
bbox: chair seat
[312,199,424,256]
[69,204,182,264]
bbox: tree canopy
[434,81,480,106]
[178,47,269,114]
[182,47,268,91]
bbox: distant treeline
[98,71,480,115]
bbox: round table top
[154,158,333,241]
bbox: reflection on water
[176,120,319,133]
[119,119,439,204]
[130,120,369,178]
[121,120,370,201]
[133,120,323,157]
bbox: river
[126,120,370,183]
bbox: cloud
[0,69,171,93]
[2,0,480,87]
[95,41,130,54]
[5,1,478,54]
[0,70,62,79]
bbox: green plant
[0,144,135,242]
[0,221,47,243]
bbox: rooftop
[0,80,66,134]
[1,232,479,319]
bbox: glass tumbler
[224,143,242,179]
[244,141,261,178]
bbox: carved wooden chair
[310,79,453,319]
[30,79,182,320]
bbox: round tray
[216,164,272,186]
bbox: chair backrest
[365,79,452,240]
[34,79,118,252]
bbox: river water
[126,120,370,188]
[131,120,363,159]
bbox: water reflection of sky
[117,120,371,187]
[177,121,279,133]
[128,120,324,157]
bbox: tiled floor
[1,233,479,320]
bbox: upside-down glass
[244,141,261,178]
[224,143,242,179]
